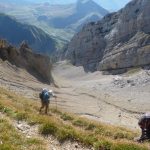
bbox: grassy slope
[0,87,149,150]
[0,119,45,150]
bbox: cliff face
[0,40,53,84]
[64,0,150,72]
[99,0,150,71]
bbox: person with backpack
[137,112,150,142]
[39,88,56,114]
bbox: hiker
[137,112,150,142]
[39,88,56,114]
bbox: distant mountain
[0,14,56,54]
[63,0,150,72]
[2,0,130,11]
[47,0,108,31]
[0,0,108,43]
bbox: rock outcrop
[0,40,53,84]
[63,0,150,72]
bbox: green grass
[16,112,28,121]
[60,113,74,121]
[94,140,113,150]
[73,119,89,127]
[39,122,58,136]
[0,118,45,150]
[0,87,149,150]
[56,125,78,142]
[126,67,141,76]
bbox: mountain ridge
[0,0,109,45]
[0,13,57,54]
[37,0,109,31]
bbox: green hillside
[0,87,149,150]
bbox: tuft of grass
[73,119,89,127]
[39,122,58,136]
[16,112,28,121]
[26,138,43,146]
[82,134,98,146]
[56,125,77,142]
[111,142,147,150]
[1,107,16,118]
[0,103,5,111]
[94,139,113,150]
[85,123,96,131]
[51,108,62,115]
[60,113,74,121]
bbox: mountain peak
[77,0,93,4]
[77,0,98,6]
[76,0,108,15]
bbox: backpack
[43,91,50,102]
[139,115,150,129]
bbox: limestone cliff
[64,0,150,72]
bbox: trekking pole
[55,97,57,111]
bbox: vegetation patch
[56,125,77,142]
[16,112,28,121]
[39,122,58,136]
[60,113,74,121]
[0,87,149,150]
[94,140,113,150]
[73,119,89,127]
[0,118,45,150]
[126,67,141,76]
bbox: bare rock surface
[63,0,150,72]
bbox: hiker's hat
[48,90,53,93]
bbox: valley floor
[52,61,150,130]
[1,60,150,130]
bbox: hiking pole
[55,96,57,111]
